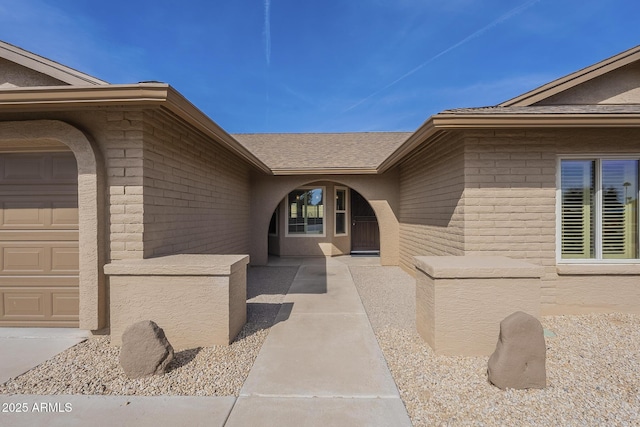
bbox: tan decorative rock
[119,320,174,379]
[487,311,546,389]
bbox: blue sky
[0,0,639,133]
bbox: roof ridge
[499,44,640,107]
[0,40,109,86]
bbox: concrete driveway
[0,328,89,385]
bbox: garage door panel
[2,154,47,182]
[0,153,77,185]
[51,154,78,180]
[0,199,78,230]
[0,319,78,327]
[0,230,78,241]
[51,247,80,272]
[3,292,45,317]
[0,152,79,325]
[0,276,79,287]
[2,247,45,272]
[51,201,79,226]
[0,185,78,197]
[51,292,79,317]
[1,201,47,227]
[1,288,79,321]
[0,242,79,274]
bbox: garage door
[0,152,79,327]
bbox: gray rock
[119,320,174,379]
[488,311,546,389]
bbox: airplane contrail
[264,0,271,66]
[264,0,272,129]
[343,0,541,113]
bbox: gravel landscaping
[350,265,640,427]
[0,266,297,397]
[2,260,640,427]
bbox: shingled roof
[442,105,640,115]
[233,132,411,173]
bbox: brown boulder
[119,320,174,379]
[487,311,546,390]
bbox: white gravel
[0,330,266,396]
[0,266,297,397]
[350,265,640,427]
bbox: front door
[350,190,379,253]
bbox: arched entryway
[250,173,399,265]
[266,182,353,258]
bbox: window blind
[561,160,594,258]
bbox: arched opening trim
[0,120,105,330]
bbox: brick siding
[141,110,251,257]
[462,128,640,312]
[105,110,145,260]
[398,132,465,272]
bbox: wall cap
[104,254,249,276]
[414,256,543,279]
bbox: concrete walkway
[226,257,411,426]
[0,257,411,427]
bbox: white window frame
[285,186,326,237]
[556,155,640,264]
[334,186,349,237]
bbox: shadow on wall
[397,136,465,228]
[399,187,463,228]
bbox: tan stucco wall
[249,172,400,265]
[398,133,465,273]
[106,255,248,349]
[415,256,542,356]
[141,111,252,257]
[0,58,67,88]
[552,271,640,314]
[461,128,640,315]
[537,61,640,105]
